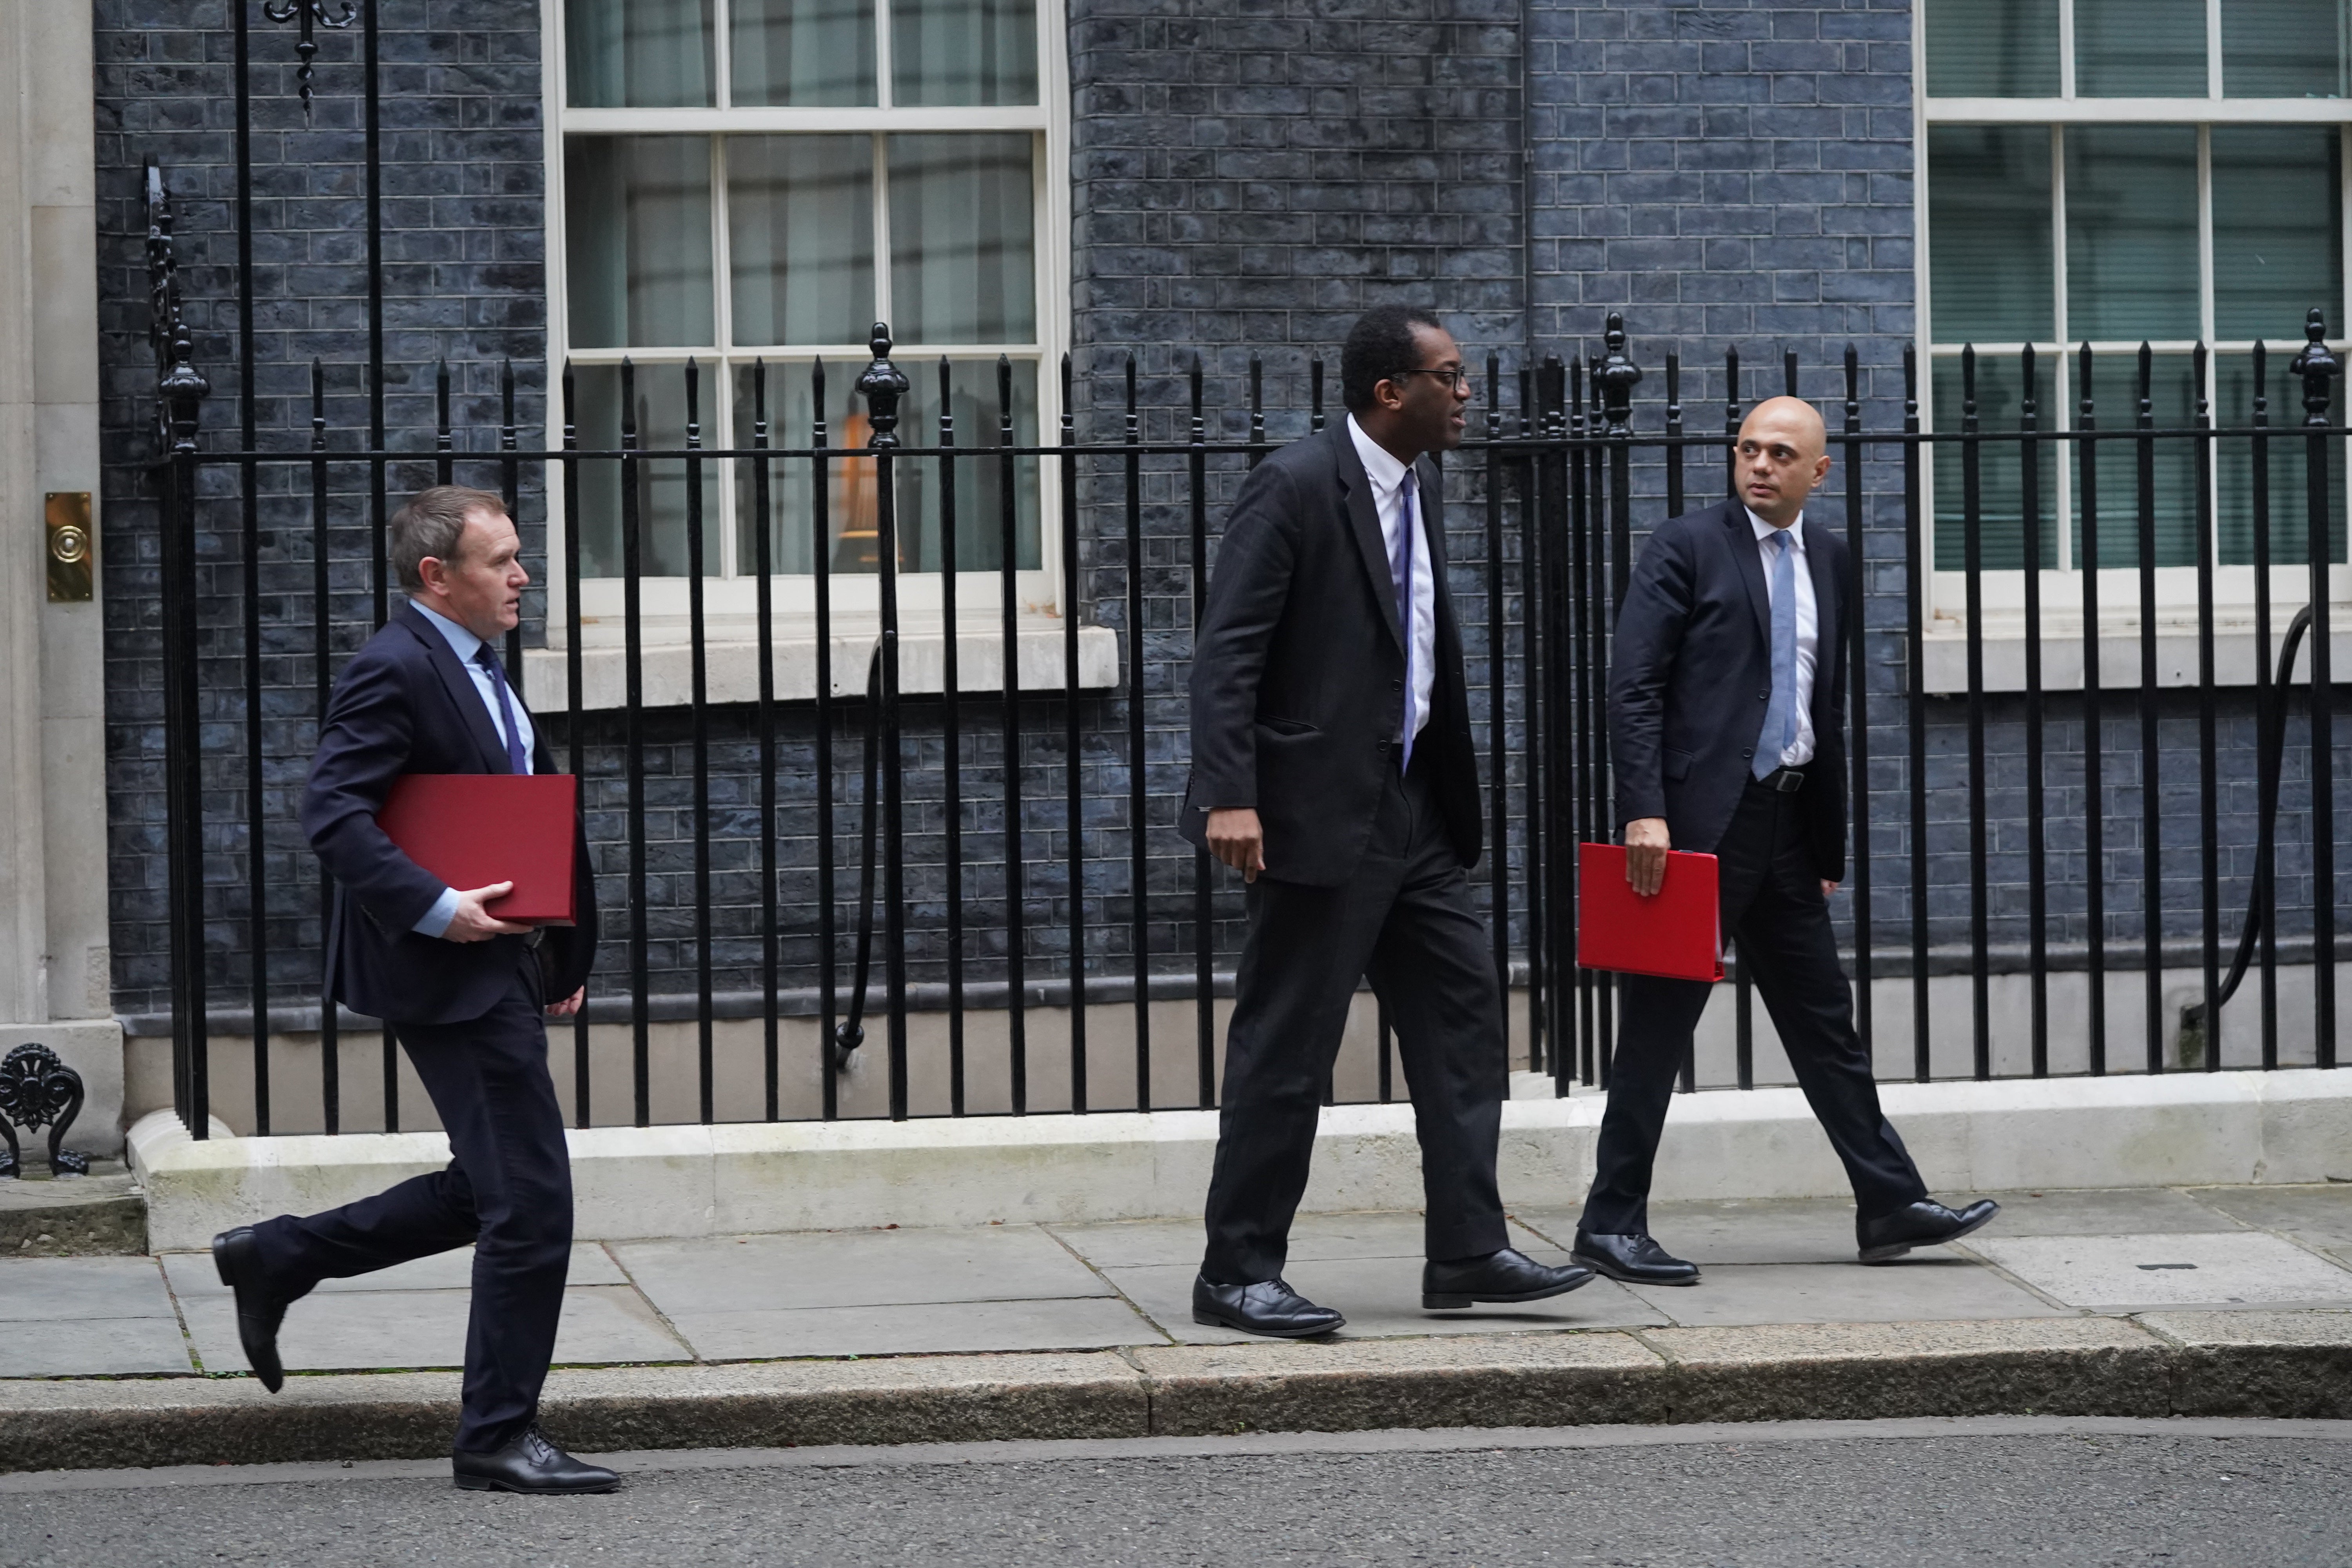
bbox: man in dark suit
[209,485,612,1493]
[1576,397,1999,1286]
[1180,306,1592,1336]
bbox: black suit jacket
[301,603,598,1027]
[1609,498,1850,882]
[1180,421,1483,887]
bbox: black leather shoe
[1423,1247,1594,1309]
[1192,1274,1345,1338]
[1571,1229,1700,1286]
[210,1226,289,1393]
[1857,1198,2001,1263]
[452,1425,620,1494]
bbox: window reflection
[732,0,877,105]
[567,137,715,349]
[893,0,1038,105]
[566,0,714,107]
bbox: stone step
[0,1163,145,1256]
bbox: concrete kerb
[8,1316,2352,1472]
[127,1069,2352,1250]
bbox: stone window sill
[521,610,1120,711]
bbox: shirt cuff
[412,886,459,939]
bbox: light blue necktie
[1390,472,1419,773]
[1755,530,1796,780]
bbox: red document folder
[1576,842,1723,982]
[377,774,580,926]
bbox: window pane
[2066,126,2200,343]
[730,136,875,347]
[2223,0,2352,97]
[730,359,1041,573]
[2077,0,2207,96]
[566,0,714,107]
[566,137,715,349]
[2213,127,2343,341]
[569,362,723,579]
[893,0,1038,105]
[1932,353,2061,571]
[886,134,1036,343]
[732,0,876,106]
[2216,352,2350,564]
[1923,0,2060,96]
[1928,126,2054,345]
[2067,350,2201,568]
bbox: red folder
[377,774,580,926]
[1576,842,1723,982]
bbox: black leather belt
[1752,766,1806,794]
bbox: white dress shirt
[1746,507,1818,769]
[407,599,535,937]
[1347,414,1436,744]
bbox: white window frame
[533,0,1083,699]
[1914,0,2352,685]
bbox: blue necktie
[1390,472,1419,773]
[475,645,530,775]
[1756,530,1796,780]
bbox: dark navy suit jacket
[1608,498,1851,883]
[301,603,598,1026]
[1179,422,1482,887]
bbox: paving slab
[1047,1211,1561,1270]
[0,1316,194,1378]
[180,1283,688,1374]
[1969,1232,2352,1310]
[612,1225,1109,1316]
[664,1295,1162,1360]
[1102,1252,1666,1345]
[2183,1184,2352,1249]
[0,1256,172,1323]
[1515,1198,1864,1265]
[1620,1258,2071,1326]
[1966,1188,2247,1236]
[157,1242,626,1297]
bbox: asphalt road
[2,1418,2347,1567]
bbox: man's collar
[408,597,486,661]
[1346,414,1413,494]
[1744,505,1804,546]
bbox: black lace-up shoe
[1571,1229,1701,1286]
[210,1226,289,1393]
[1857,1198,2001,1263]
[452,1425,621,1494]
[1192,1274,1346,1338]
[1422,1247,1594,1309]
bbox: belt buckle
[1773,769,1805,794]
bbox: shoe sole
[1858,1205,2000,1265]
[454,1475,619,1495]
[1422,1272,1596,1310]
[1570,1251,1700,1287]
[1190,1310,1345,1339]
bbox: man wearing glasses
[1180,306,1592,1337]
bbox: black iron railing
[141,158,2352,1137]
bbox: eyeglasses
[1394,367,1472,392]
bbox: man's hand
[1822,881,1839,901]
[1206,808,1266,884]
[443,882,532,943]
[546,986,584,1018]
[1624,817,1671,898]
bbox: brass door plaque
[45,493,92,603]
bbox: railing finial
[858,321,909,449]
[145,160,209,456]
[1596,311,1642,435]
[2292,308,2339,428]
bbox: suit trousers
[1580,778,1929,1237]
[250,957,571,1453]
[1201,752,1511,1284]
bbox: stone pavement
[8,1184,2352,1468]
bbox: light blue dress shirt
[406,600,535,938]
